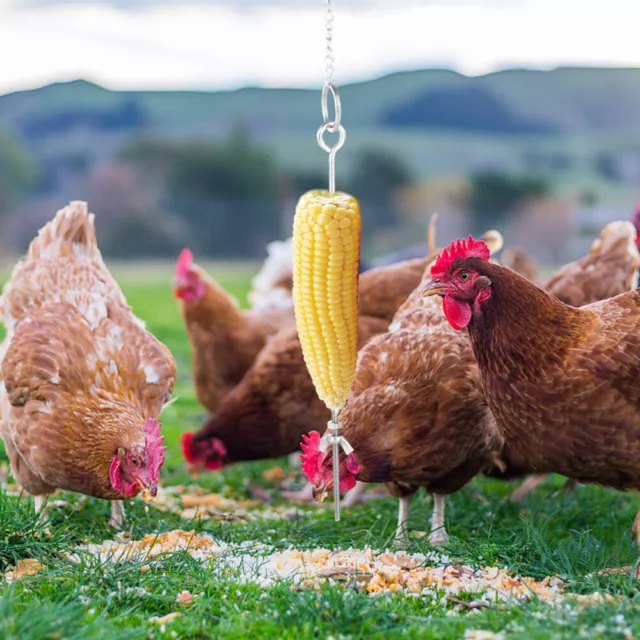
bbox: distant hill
[2,67,640,201]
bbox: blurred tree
[346,149,413,237]
[121,130,280,257]
[593,153,620,181]
[468,171,551,234]
[101,211,187,259]
[0,132,37,216]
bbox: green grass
[2,264,640,640]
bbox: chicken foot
[428,494,449,546]
[108,500,125,530]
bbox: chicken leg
[510,474,578,503]
[33,494,48,522]
[395,494,412,547]
[428,494,449,546]
[109,500,125,530]
[510,474,548,503]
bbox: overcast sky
[1,0,638,95]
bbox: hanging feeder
[292,0,361,521]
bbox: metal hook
[317,121,346,193]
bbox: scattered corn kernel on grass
[2,262,640,640]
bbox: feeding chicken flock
[4,200,640,600]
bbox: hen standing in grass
[500,220,640,501]
[423,235,640,567]
[300,255,503,545]
[0,202,176,528]
[173,248,295,414]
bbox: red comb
[181,432,195,463]
[175,249,194,279]
[431,235,490,279]
[144,418,166,484]
[300,431,322,483]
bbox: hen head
[181,432,228,475]
[173,249,205,301]
[299,431,360,500]
[108,418,166,498]
[421,236,492,330]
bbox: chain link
[324,0,335,86]
[317,0,346,194]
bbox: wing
[103,303,176,418]
[1,303,97,488]
[576,292,640,412]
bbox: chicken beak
[135,477,158,498]
[421,280,448,298]
[172,276,186,299]
[312,482,331,503]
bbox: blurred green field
[1,264,640,639]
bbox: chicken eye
[458,271,470,282]
[130,458,139,467]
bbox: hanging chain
[317,0,346,194]
[324,0,335,86]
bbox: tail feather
[27,201,100,261]
[248,237,294,309]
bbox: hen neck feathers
[465,260,591,376]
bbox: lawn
[1,263,640,640]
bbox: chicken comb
[144,418,167,484]
[175,249,194,279]
[431,235,490,279]
[632,204,640,229]
[300,431,322,483]
[181,432,196,463]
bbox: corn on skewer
[293,189,361,519]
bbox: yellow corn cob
[292,190,361,410]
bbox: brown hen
[545,220,640,306]
[423,235,640,568]
[0,202,176,528]
[505,220,640,501]
[173,249,295,414]
[301,262,503,544]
